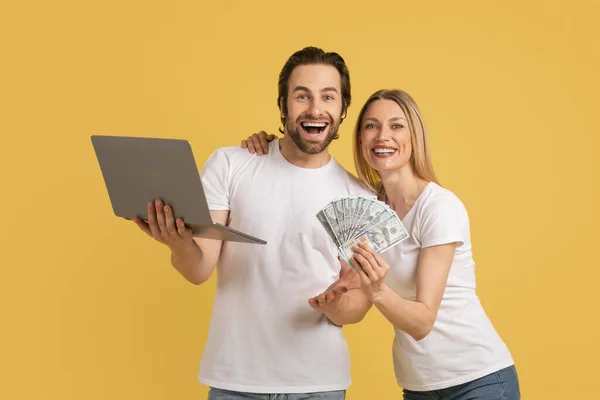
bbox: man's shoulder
[206,145,261,169]
[210,145,255,159]
[329,160,374,196]
[348,174,374,196]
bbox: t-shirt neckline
[271,139,336,173]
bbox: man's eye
[297,94,308,100]
[324,95,334,101]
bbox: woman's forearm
[371,285,436,341]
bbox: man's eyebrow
[292,86,340,93]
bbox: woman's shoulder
[418,182,468,217]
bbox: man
[134,47,372,400]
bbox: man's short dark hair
[277,47,351,134]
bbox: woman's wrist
[368,283,390,304]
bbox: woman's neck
[380,167,429,219]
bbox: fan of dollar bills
[316,196,410,266]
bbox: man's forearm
[323,289,372,326]
[170,241,215,285]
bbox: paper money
[317,210,341,247]
[322,204,343,246]
[351,199,387,238]
[333,199,345,241]
[317,195,410,269]
[339,214,410,261]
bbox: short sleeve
[200,148,230,211]
[417,195,467,248]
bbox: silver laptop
[91,135,267,244]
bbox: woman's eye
[392,124,404,129]
[365,124,377,129]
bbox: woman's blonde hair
[353,89,439,201]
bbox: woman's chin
[368,159,401,174]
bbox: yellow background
[2,0,598,399]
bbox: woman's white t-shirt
[383,182,514,391]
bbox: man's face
[282,64,345,154]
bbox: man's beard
[285,117,340,155]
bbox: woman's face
[360,99,412,174]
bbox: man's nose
[307,99,322,117]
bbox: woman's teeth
[373,148,396,154]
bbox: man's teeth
[302,122,327,127]
[301,122,327,134]
[373,148,396,154]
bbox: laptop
[91,135,267,244]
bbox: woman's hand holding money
[351,241,391,301]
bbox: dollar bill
[316,210,341,247]
[348,196,362,239]
[337,247,352,266]
[317,195,410,270]
[352,200,388,236]
[333,199,345,241]
[323,203,342,245]
[346,197,365,240]
[339,214,409,263]
[343,197,352,242]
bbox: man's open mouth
[300,122,328,135]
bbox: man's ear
[279,97,285,118]
[341,108,347,121]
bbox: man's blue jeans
[208,388,345,400]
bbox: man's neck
[279,134,331,169]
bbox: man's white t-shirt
[197,139,372,393]
[383,182,514,391]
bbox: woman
[241,89,520,399]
